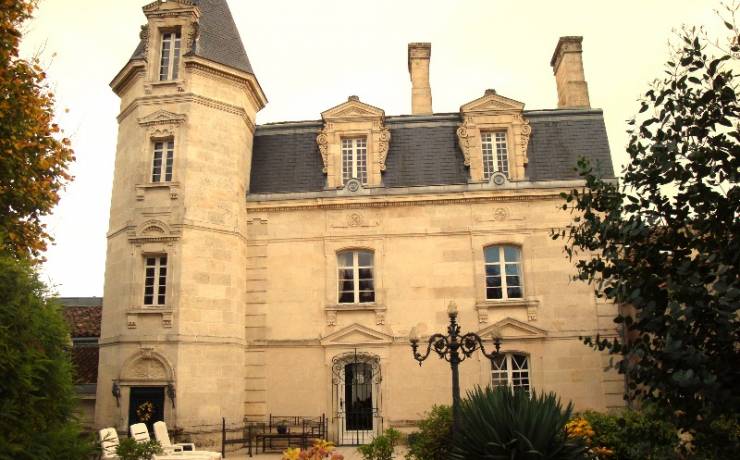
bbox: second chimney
[550,36,591,109]
[408,43,433,115]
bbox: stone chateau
[65,0,623,444]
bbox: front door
[342,362,374,443]
[128,387,165,434]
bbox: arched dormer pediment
[119,348,175,383]
[128,219,180,244]
[317,96,391,188]
[457,90,532,183]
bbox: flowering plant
[566,417,613,459]
[282,439,344,460]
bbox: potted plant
[277,420,289,434]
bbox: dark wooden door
[128,387,165,433]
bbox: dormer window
[159,30,181,81]
[341,137,368,185]
[457,90,531,182]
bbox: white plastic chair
[128,423,214,460]
[153,421,222,459]
[99,428,120,460]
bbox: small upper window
[337,250,374,304]
[159,30,182,81]
[484,245,523,300]
[481,132,509,179]
[152,140,174,183]
[144,255,168,306]
[491,353,530,392]
[341,137,368,184]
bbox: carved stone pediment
[138,110,187,128]
[479,317,547,340]
[460,90,525,114]
[321,96,385,122]
[143,0,198,16]
[119,348,175,382]
[128,219,181,243]
[321,323,392,346]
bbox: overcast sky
[19,0,722,297]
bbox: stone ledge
[325,303,387,326]
[126,307,174,329]
[475,298,539,322]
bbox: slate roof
[130,0,254,74]
[59,298,102,338]
[249,109,613,195]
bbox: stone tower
[96,0,266,432]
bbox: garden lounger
[154,421,222,459]
[127,423,213,460]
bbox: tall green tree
[0,0,74,261]
[553,5,739,454]
[0,1,92,458]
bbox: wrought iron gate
[331,350,382,445]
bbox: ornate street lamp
[409,300,502,435]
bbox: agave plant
[450,386,588,460]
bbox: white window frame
[481,131,510,179]
[159,30,182,81]
[341,137,368,184]
[484,245,523,300]
[491,353,530,392]
[144,255,168,306]
[151,139,174,183]
[337,250,375,304]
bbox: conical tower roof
[130,0,253,74]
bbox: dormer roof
[130,0,253,74]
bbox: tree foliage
[0,252,93,460]
[553,4,739,450]
[0,0,74,260]
[405,405,452,460]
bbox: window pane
[160,255,167,265]
[358,280,374,291]
[144,295,153,305]
[484,246,500,263]
[487,287,502,299]
[359,291,375,303]
[495,131,509,176]
[505,275,520,286]
[486,276,501,288]
[358,268,373,279]
[337,252,353,267]
[507,287,523,298]
[147,257,155,266]
[339,292,354,303]
[503,246,520,262]
[485,265,501,276]
[358,252,373,266]
[481,132,495,179]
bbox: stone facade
[94,0,623,443]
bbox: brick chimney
[408,43,433,115]
[550,36,591,109]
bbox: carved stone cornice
[247,192,562,214]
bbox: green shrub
[405,405,452,460]
[116,438,163,460]
[0,253,95,460]
[450,386,588,460]
[581,408,677,460]
[357,428,401,460]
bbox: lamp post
[409,300,502,435]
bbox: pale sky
[19,0,721,297]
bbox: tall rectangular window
[484,245,523,300]
[338,250,374,303]
[491,353,530,392]
[152,140,174,183]
[481,131,509,179]
[341,137,368,184]
[159,30,181,81]
[144,255,168,306]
